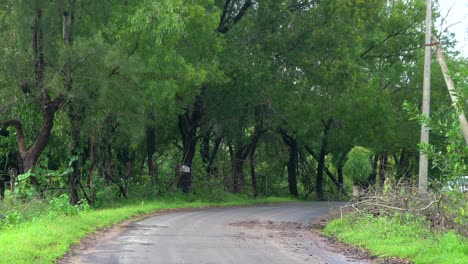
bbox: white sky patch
[438,0,468,57]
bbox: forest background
[1,0,466,203]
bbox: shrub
[343,146,373,185]
[49,194,90,217]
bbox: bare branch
[218,0,253,34]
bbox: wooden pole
[433,37,468,145]
[418,0,432,195]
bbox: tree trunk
[337,164,344,188]
[86,137,96,203]
[231,105,265,194]
[249,150,257,198]
[124,160,132,197]
[232,134,264,194]
[68,156,80,204]
[20,110,59,186]
[68,114,81,205]
[287,139,298,197]
[177,92,203,193]
[0,177,4,200]
[280,131,298,197]
[87,138,95,189]
[208,137,222,176]
[146,121,157,186]
[9,167,17,196]
[231,147,245,193]
[397,148,412,179]
[177,112,199,193]
[336,152,346,189]
[304,145,345,196]
[201,134,210,171]
[227,144,234,191]
[379,152,388,187]
[368,154,379,186]
[249,141,259,198]
[179,140,196,193]
[201,135,222,177]
[316,119,332,201]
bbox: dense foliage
[0,0,466,206]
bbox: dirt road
[64,202,370,264]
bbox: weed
[48,194,90,217]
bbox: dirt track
[62,202,373,264]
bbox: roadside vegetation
[323,213,468,264]
[322,177,467,264]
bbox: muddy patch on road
[229,219,410,264]
[230,219,370,264]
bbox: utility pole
[433,37,468,145]
[418,0,432,195]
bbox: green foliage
[1,210,23,228]
[48,194,90,217]
[403,58,468,183]
[0,197,45,229]
[343,146,374,184]
[441,191,468,229]
[323,214,468,264]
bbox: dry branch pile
[340,182,468,236]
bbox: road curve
[65,202,369,264]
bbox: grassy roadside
[322,214,468,264]
[0,196,294,264]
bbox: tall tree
[2,1,67,186]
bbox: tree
[1,1,70,186]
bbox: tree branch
[360,10,422,59]
[218,0,232,33]
[218,0,253,34]
[3,119,27,154]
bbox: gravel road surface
[65,202,370,264]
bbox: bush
[343,146,373,185]
[49,194,89,217]
[1,210,24,228]
[0,197,46,229]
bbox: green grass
[322,214,468,264]
[0,196,294,264]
